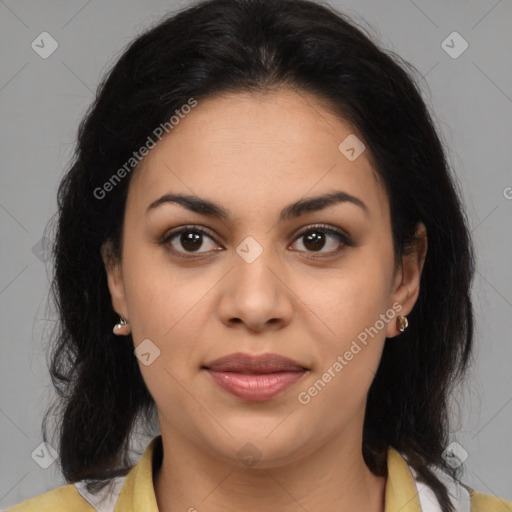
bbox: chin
[201,424,316,469]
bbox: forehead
[128,89,389,222]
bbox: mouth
[202,352,308,402]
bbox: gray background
[1,0,511,509]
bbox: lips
[204,352,306,373]
[203,352,308,401]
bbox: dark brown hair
[42,1,475,511]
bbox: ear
[385,222,428,338]
[100,240,129,321]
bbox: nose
[217,248,294,333]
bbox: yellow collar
[384,446,423,511]
[114,435,426,512]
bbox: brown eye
[162,226,221,257]
[178,231,205,252]
[302,231,327,251]
[291,225,351,256]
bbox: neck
[153,427,387,512]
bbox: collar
[73,435,468,512]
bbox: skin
[102,88,427,512]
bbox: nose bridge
[232,233,280,295]
[217,232,293,328]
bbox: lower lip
[205,370,306,401]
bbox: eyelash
[160,224,352,260]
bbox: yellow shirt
[6,435,512,511]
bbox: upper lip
[203,352,307,373]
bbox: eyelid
[160,224,216,243]
[160,223,352,257]
[291,223,351,244]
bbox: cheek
[122,262,206,407]
[121,247,216,383]
[121,240,202,336]
[306,252,393,352]
[298,263,391,414]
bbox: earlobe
[386,222,428,338]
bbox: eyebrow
[146,190,368,222]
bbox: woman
[8,0,511,511]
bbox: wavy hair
[41,1,475,511]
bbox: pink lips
[203,352,307,401]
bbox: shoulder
[469,487,512,512]
[394,446,511,512]
[5,483,94,512]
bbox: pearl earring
[113,315,130,335]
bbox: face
[102,88,426,469]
